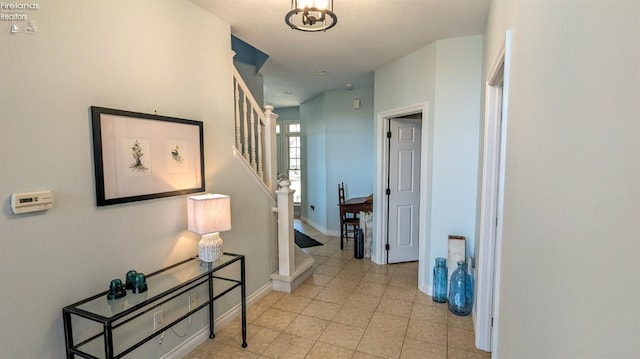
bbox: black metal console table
[62,253,247,358]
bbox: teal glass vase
[465,264,474,311]
[432,257,447,303]
[448,261,472,316]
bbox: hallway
[184,221,489,359]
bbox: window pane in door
[289,170,301,203]
[288,134,302,203]
[288,124,300,133]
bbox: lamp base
[199,232,223,263]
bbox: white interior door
[387,118,421,263]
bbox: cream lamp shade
[187,194,231,262]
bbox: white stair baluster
[257,117,264,180]
[242,93,249,161]
[234,80,241,151]
[250,109,257,171]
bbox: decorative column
[271,177,315,292]
[275,178,295,276]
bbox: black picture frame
[91,106,205,206]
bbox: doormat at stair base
[294,229,323,248]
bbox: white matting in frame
[91,106,204,206]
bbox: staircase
[232,65,278,195]
[232,64,314,292]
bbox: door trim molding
[374,102,431,294]
[475,29,511,354]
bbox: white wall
[300,95,327,229]
[484,0,640,357]
[374,35,482,274]
[275,106,300,122]
[374,42,437,267]
[0,1,275,357]
[374,43,437,116]
[431,36,483,265]
[325,88,375,232]
[300,87,375,234]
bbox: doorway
[387,116,422,263]
[375,102,432,295]
[276,120,303,205]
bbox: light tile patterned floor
[184,221,491,359]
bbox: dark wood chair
[338,182,360,250]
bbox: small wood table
[338,195,373,249]
[339,196,373,214]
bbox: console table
[62,253,246,358]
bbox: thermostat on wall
[11,190,54,214]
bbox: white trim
[474,43,504,352]
[270,247,315,292]
[299,215,339,236]
[490,30,511,358]
[474,30,511,355]
[162,282,273,359]
[374,102,431,295]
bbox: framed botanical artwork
[91,106,205,206]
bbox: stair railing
[232,65,278,193]
[232,62,309,289]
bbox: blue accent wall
[231,35,269,73]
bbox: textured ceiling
[192,0,491,108]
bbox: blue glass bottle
[432,257,447,303]
[448,261,472,316]
[465,263,474,312]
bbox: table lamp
[187,194,232,263]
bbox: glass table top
[71,254,241,319]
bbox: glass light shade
[299,0,329,10]
[285,0,337,32]
[187,194,231,262]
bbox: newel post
[275,178,295,276]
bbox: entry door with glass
[277,122,302,203]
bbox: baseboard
[299,216,340,237]
[162,282,273,359]
[419,281,432,297]
[270,248,315,293]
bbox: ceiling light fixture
[285,0,337,32]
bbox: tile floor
[184,221,490,359]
